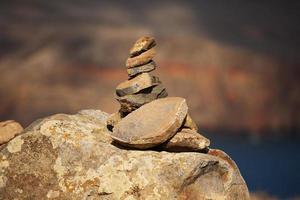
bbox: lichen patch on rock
[40,119,101,149]
[0,175,7,188]
[7,136,24,153]
[46,190,60,199]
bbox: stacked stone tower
[107,36,210,152]
[107,36,167,128]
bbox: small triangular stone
[182,114,198,131]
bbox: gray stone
[117,84,167,113]
[127,61,156,77]
[116,73,160,96]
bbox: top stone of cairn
[129,36,156,57]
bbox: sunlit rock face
[0,109,249,200]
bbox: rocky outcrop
[0,110,249,200]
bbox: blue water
[206,132,300,199]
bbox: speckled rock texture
[0,109,250,200]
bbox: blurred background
[0,0,299,199]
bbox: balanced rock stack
[108,36,210,152]
[107,36,167,128]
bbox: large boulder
[0,110,249,200]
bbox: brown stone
[117,84,167,112]
[111,97,188,149]
[126,48,156,68]
[127,61,156,77]
[0,120,23,145]
[129,36,156,57]
[161,128,210,152]
[116,73,160,96]
[183,114,198,131]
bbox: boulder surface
[0,109,249,200]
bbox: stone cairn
[107,36,167,128]
[107,36,210,152]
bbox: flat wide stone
[129,36,156,57]
[126,48,156,68]
[117,84,168,112]
[116,73,160,96]
[127,61,156,77]
[111,97,188,149]
[161,128,210,152]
